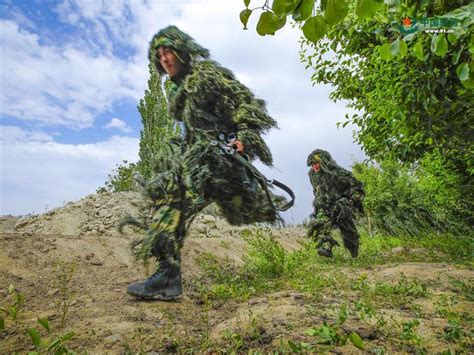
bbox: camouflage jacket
[308,150,364,215]
[167,60,277,166]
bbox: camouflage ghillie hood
[148,25,210,74]
[307,149,342,174]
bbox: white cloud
[1,135,139,215]
[105,117,132,133]
[1,125,54,143]
[0,19,141,129]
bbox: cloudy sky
[1,0,365,223]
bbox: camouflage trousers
[135,139,280,265]
[307,198,360,255]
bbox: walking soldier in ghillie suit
[306,149,364,258]
[120,26,293,300]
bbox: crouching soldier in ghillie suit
[120,26,293,300]
[306,149,364,258]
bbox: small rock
[106,335,120,343]
[47,288,60,296]
[342,320,377,340]
[290,293,305,300]
[201,215,216,225]
[85,253,94,260]
[248,297,268,305]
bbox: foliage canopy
[241,1,473,177]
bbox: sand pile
[12,192,279,239]
[14,192,142,237]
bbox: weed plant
[53,258,77,329]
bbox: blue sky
[1,0,365,222]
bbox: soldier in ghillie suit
[306,149,364,258]
[121,26,292,300]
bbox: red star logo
[402,17,412,27]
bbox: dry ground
[0,196,472,353]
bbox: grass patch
[195,228,472,303]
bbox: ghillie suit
[121,26,293,300]
[307,149,364,258]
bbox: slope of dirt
[1,193,472,353]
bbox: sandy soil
[1,193,472,353]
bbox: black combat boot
[127,259,182,300]
[128,238,182,300]
[317,247,334,258]
[316,235,340,258]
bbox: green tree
[353,154,471,236]
[137,65,175,179]
[240,1,473,175]
[98,65,174,193]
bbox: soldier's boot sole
[127,287,182,301]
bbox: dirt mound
[12,192,306,243]
[13,192,142,237]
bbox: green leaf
[0,317,5,330]
[413,42,425,61]
[325,0,349,26]
[305,327,318,336]
[240,9,252,30]
[431,34,448,57]
[399,39,407,58]
[37,318,51,333]
[302,15,328,43]
[456,62,469,81]
[28,328,42,350]
[244,0,251,7]
[256,11,280,35]
[272,0,299,16]
[447,33,459,44]
[390,38,400,56]
[10,306,17,321]
[452,46,464,65]
[338,304,348,324]
[403,33,416,42]
[355,0,381,19]
[8,284,15,294]
[287,340,300,352]
[320,0,328,12]
[293,0,314,21]
[469,34,474,54]
[461,78,474,89]
[349,332,365,350]
[277,15,287,30]
[380,43,392,60]
[47,332,74,351]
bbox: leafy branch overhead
[241,0,382,38]
[240,1,473,88]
